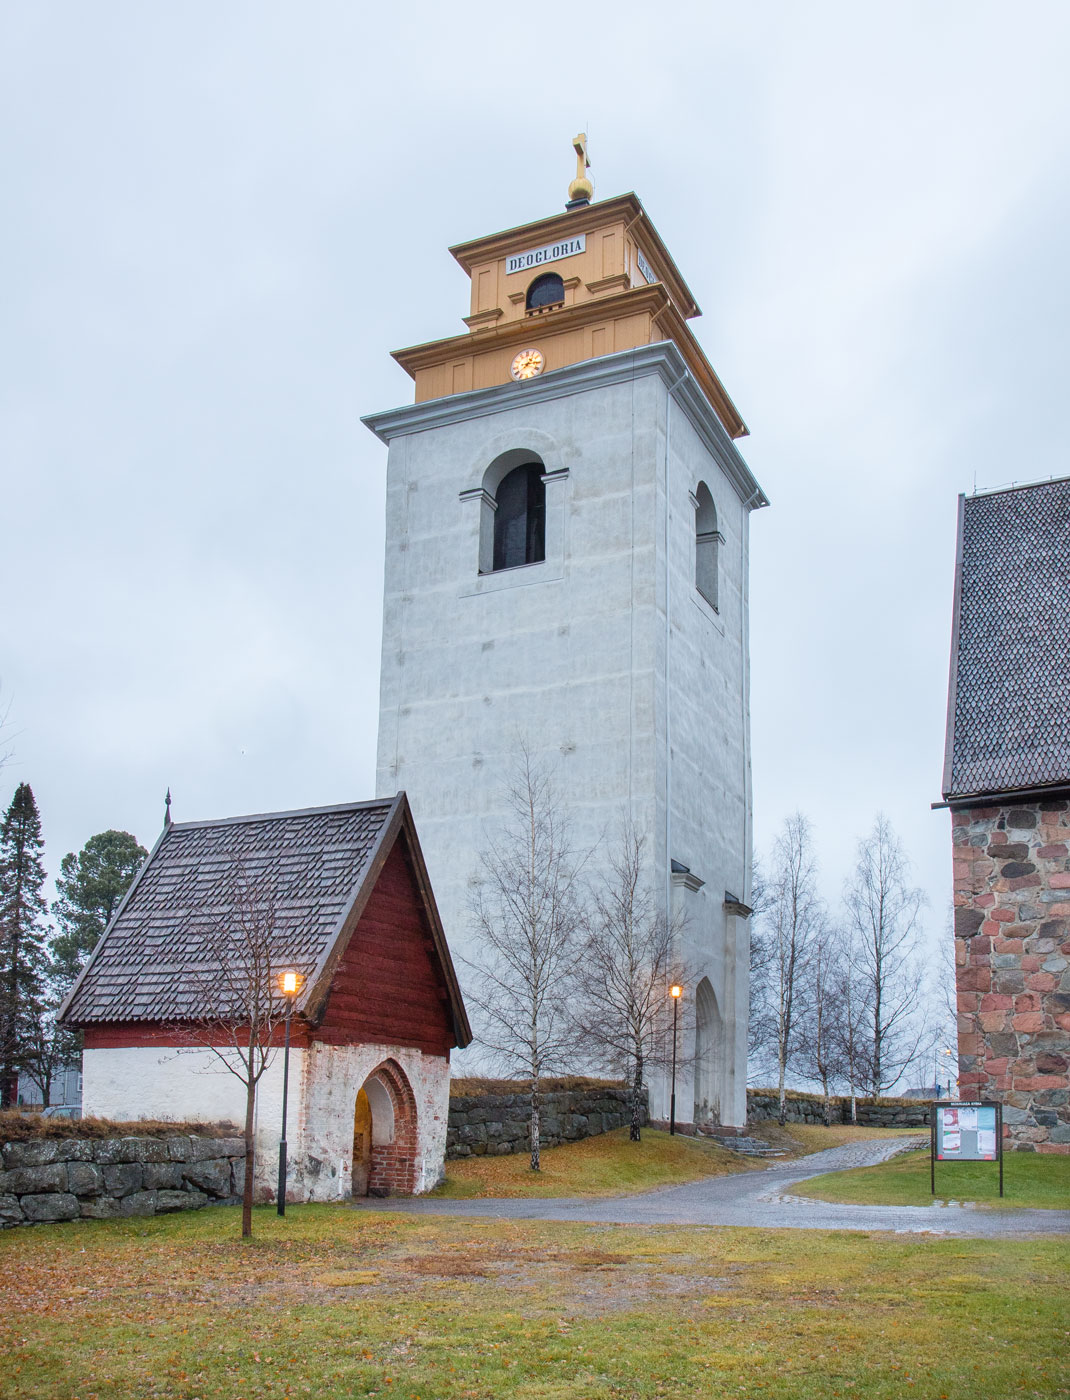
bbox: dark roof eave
[936,780,1070,811]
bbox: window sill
[460,560,562,598]
[691,588,725,634]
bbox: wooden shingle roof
[943,477,1070,802]
[59,794,471,1046]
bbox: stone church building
[943,477,1070,1152]
[60,795,472,1198]
[364,155,767,1127]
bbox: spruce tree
[0,784,49,1107]
[52,829,147,994]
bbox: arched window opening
[694,482,720,612]
[526,272,565,312]
[493,463,546,571]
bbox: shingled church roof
[943,477,1070,802]
[59,793,471,1045]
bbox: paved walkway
[354,1137,1070,1237]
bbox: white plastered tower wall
[82,1041,450,1199]
[368,342,757,1128]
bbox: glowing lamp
[670,984,682,999]
[281,970,299,996]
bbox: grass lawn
[3,1203,1068,1398]
[434,1124,924,1199]
[794,1148,1070,1211]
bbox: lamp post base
[277,1141,287,1217]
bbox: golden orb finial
[567,132,593,208]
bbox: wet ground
[353,1136,1070,1236]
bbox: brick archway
[361,1058,419,1197]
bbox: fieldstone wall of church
[446,1085,645,1158]
[0,1134,245,1227]
[745,1090,931,1128]
[952,801,1070,1152]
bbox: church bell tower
[363,140,767,1128]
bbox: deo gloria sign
[506,235,586,276]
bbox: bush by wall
[447,1084,646,1158]
[0,1134,246,1227]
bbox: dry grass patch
[0,1110,239,1141]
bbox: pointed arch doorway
[351,1059,419,1197]
[694,977,724,1126]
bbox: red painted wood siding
[83,1022,312,1050]
[314,839,454,1055]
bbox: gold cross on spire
[568,132,593,207]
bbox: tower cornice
[362,342,769,510]
[391,284,748,440]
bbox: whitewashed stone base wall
[82,1042,451,1200]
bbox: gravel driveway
[353,1136,1070,1237]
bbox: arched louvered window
[493,464,546,571]
[694,482,720,611]
[526,272,565,311]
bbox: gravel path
[352,1136,1070,1237]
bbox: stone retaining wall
[746,1091,931,1128]
[0,1134,246,1227]
[447,1086,645,1158]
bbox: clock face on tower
[510,347,545,381]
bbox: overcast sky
[3,2,1069,945]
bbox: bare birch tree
[761,813,824,1123]
[797,924,847,1126]
[573,823,682,1141]
[831,937,872,1122]
[463,750,586,1170]
[844,815,929,1100]
[170,866,296,1237]
[746,857,773,1072]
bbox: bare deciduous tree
[844,815,929,1100]
[463,750,586,1170]
[170,866,295,1237]
[797,924,847,1126]
[746,857,772,1072]
[574,823,682,1141]
[21,1001,70,1108]
[755,814,825,1123]
[831,942,872,1122]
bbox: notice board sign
[936,1102,998,1160]
[931,1099,1003,1196]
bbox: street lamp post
[277,970,300,1217]
[937,1046,955,1099]
[669,984,682,1136]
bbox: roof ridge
[967,472,1070,501]
[168,796,397,832]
